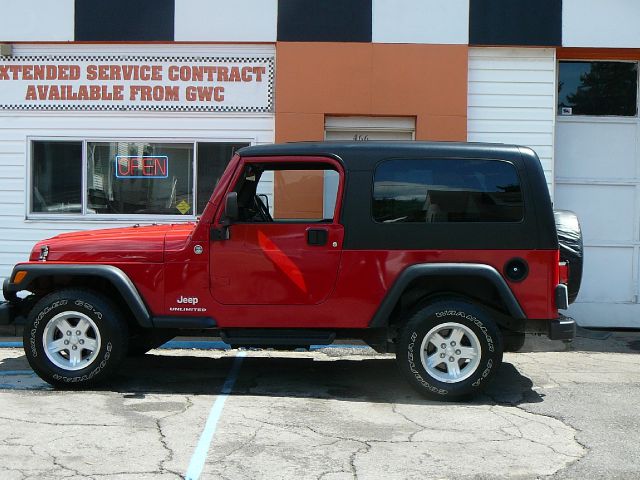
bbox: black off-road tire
[23,289,128,388]
[554,210,583,304]
[396,298,503,401]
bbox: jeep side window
[372,159,523,223]
[233,164,340,223]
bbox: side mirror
[224,192,239,222]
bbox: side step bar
[220,329,336,348]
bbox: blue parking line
[0,370,35,376]
[310,344,370,350]
[162,341,369,351]
[161,340,230,350]
[1,340,371,351]
[185,351,246,480]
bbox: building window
[372,159,523,223]
[32,141,83,214]
[30,140,247,218]
[87,142,194,215]
[558,61,638,117]
[197,143,247,214]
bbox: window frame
[220,156,345,226]
[370,157,526,225]
[26,136,253,221]
[557,59,640,119]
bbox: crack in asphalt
[4,469,26,480]
[0,393,195,480]
[45,448,90,480]
[0,348,615,479]
[348,441,371,480]
[511,406,590,478]
[391,403,427,442]
[484,391,588,476]
[209,422,264,462]
[155,417,176,475]
[153,394,194,477]
[230,389,587,479]
[0,415,130,428]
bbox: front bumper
[3,276,20,302]
[1,276,29,327]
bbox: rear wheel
[396,299,503,400]
[23,289,128,388]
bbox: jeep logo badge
[177,296,199,305]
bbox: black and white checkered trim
[8,55,273,63]
[0,104,273,112]
[267,57,275,111]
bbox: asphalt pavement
[0,332,639,479]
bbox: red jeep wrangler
[0,142,582,400]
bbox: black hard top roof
[237,141,536,171]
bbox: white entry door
[555,117,640,327]
[554,60,640,328]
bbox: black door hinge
[210,227,230,241]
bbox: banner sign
[0,55,274,112]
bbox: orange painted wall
[275,42,469,142]
[274,42,469,217]
[273,170,324,219]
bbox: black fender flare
[4,264,152,328]
[368,263,526,327]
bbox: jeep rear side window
[372,159,523,223]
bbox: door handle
[307,228,328,246]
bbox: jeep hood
[29,224,195,263]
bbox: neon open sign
[115,155,169,179]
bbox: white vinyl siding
[563,0,640,48]
[174,0,278,42]
[0,0,74,42]
[372,0,469,45]
[467,48,557,195]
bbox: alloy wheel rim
[42,311,102,371]
[420,322,482,384]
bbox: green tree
[565,63,637,116]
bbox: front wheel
[23,289,128,388]
[396,299,503,400]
